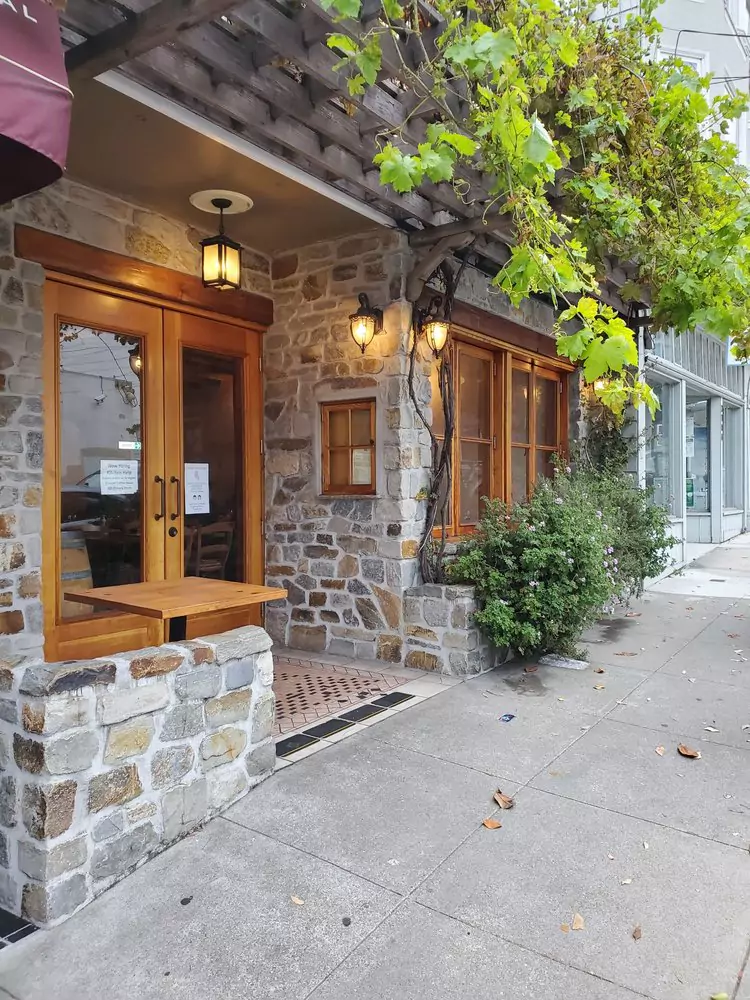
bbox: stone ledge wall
[0,625,275,927]
[403,584,504,675]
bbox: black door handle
[155,475,166,521]
[170,476,181,521]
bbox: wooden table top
[65,577,287,620]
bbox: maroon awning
[0,0,72,203]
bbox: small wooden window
[321,399,376,495]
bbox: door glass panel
[350,408,371,446]
[535,377,558,445]
[512,370,530,442]
[330,449,350,485]
[459,352,491,439]
[59,325,143,619]
[686,397,710,513]
[329,409,349,448]
[536,451,555,482]
[511,447,529,502]
[459,442,491,526]
[430,364,445,438]
[182,348,243,581]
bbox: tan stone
[337,554,359,578]
[127,801,157,823]
[22,781,77,840]
[271,253,298,280]
[372,585,402,629]
[401,539,419,559]
[405,650,442,671]
[0,592,11,608]
[376,635,403,663]
[288,623,326,652]
[205,689,251,728]
[128,650,183,680]
[88,764,142,813]
[0,609,23,634]
[22,485,41,507]
[200,727,248,770]
[17,572,40,598]
[0,513,16,538]
[104,718,154,763]
[406,624,439,642]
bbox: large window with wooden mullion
[509,362,562,502]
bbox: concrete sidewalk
[3,542,750,1000]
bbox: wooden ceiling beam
[65,0,243,82]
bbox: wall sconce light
[418,295,451,357]
[128,345,143,378]
[349,293,383,353]
[190,189,253,292]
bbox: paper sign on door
[100,460,139,495]
[184,463,210,515]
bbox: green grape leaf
[524,116,556,164]
[473,29,517,70]
[381,0,404,19]
[556,328,594,361]
[440,132,478,156]
[418,143,456,182]
[583,334,638,381]
[374,144,424,192]
[327,33,359,55]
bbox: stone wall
[263,232,433,663]
[0,625,275,927]
[0,180,271,664]
[403,583,504,675]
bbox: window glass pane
[328,409,349,448]
[459,442,491,525]
[351,447,372,486]
[59,325,143,619]
[686,397,710,512]
[536,451,555,483]
[430,364,445,439]
[535,376,558,446]
[432,438,452,528]
[723,405,742,508]
[644,381,672,510]
[511,447,528,502]
[330,449,350,485]
[350,408,371,447]
[512,369,530,442]
[459,352,491,439]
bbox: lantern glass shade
[348,293,381,353]
[424,318,450,356]
[200,234,242,290]
[128,346,143,377]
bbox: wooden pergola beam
[65,0,242,82]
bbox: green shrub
[447,466,673,657]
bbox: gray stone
[0,774,16,826]
[0,829,7,868]
[20,659,116,696]
[22,781,76,839]
[43,730,99,775]
[245,741,276,779]
[423,599,449,628]
[174,664,221,700]
[97,681,169,725]
[0,871,16,911]
[21,693,91,735]
[104,718,154,763]
[250,693,276,742]
[90,823,159,880]
[205,689,251,728]
[92,810,125,843]
[225,657,255,691]
[202,626,272,664]
[355,597,385,631]
[208,766,248,811]
[22,873,86,924]
[162,778,207,842]
[161,702,204,741]
[151,746,194,789]
[0,698,16,723]
[200,727,248,770]
[19,835,88,880]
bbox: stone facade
[0,180,271,664]
[0,625,275,926]
[263,232,433,663]
[403,584,506,675]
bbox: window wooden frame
[321,399,376,496]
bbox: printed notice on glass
[685,416,695,459]
[100,460,139,495]
[184,463,210,515]
[351,448,371,486]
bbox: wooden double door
[44,279,264,661]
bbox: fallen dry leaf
[625,612,642,618]
[594,684,605,690]
[621,878,633,885]
[560,923,570,933]
[728,633,741,639]
[704,726,719,733]
[632,925,642,941]
[493,790,515,810]
[571,913,585,931]
[615,651,638,657]
[655,746,665,756]
[482,817,502,829]
[594,667,605,674]
[291,896,305,906]
[524,665,538,674]
[557,696,565,701]
[677,744,702,759]
[607,853,615,860]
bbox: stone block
[151,746,194,789]
[88,764,142,813]
[92,810,125,843]
[0,544,24,574]
[0,698,17,724]
[205,689,251,728]
[250,692,275,742]
[161,702,204,741]
[22,693,91,734]
[200,727,248,771]
[288,624,326,652]
[14,730,98,775]
[22,874,87,924]
[372,585,402,629]
[406,624,439,643]
[245,741,276,779]
[170,640,215,665]
[0,609,25,634]
[22,781,76,839]
[0,871,16,911]
[207,766,248,812]
[104,718,154,763]
[20,660,116,697]
[18,835,88,881]
[0,830,7,868]
[225,657,255,691]
[361,558,385,582]
[405,650,442,671]
[337,554,359,578]
[174,664,221,700]
[423,598,450,628]
[90,822,159,880]
[376,635,403,663]
[127,801,157,824]
[162,778,207,842]
[354,597,384,631]
[98,681,169,725]
[203,625,271,664]
[257,649,274,686]
[125,648,183,680]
